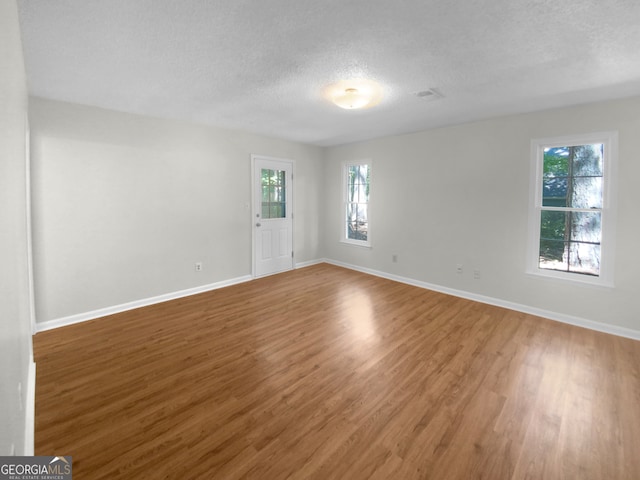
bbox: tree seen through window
[539,144,603,276]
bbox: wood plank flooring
[34,263,640,479]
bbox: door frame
[251,154,295,278]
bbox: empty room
[2,0,640,478]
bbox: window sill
[525,269,614,289]
[340,239,372,249]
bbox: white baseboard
[34,261,328,333]
[24,359,36,456]
[35,275,253,333]
[295,258,325,269]
[34,259,639,342]
[324,259,640,341]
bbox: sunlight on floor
[339,287,379,344]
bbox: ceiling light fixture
[323,79,384,110]
[333,88,371,110]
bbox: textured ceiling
[17,0,640,146]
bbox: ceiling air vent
[413,88,444,102]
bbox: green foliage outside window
[539,144,603,275]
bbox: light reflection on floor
[339,286,379,345]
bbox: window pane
[571,176,602,209]
[357,222,368,241]
[540,211,566,241]
[358,165,369,185]
[357,203,368,221]
[542,146,568,208]
[540,211,601,243]
[572,144,603,177]
[542,177,567,207]
[539,240,599,275]
[570,211,601,243]
[346,203,355,222]
[533,135,613,283]
[539,239,566,267]
[539,209,566,266]
[538,211,601,276]
[345,163,370,244]
[357,185,369,203]
[542,144,603,208]
[543,148,569,178]
[348,165,358,185]
[347,185,354,202]
[347,222,358,240]
[348,221,368,241]
[356,203,368,241]
[568,243,600,276]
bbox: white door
[252,156,294,277]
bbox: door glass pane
[261,168,286,219]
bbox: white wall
[0,0,34,455]
[30,98,324,324]
[324,97,640,334]
[28,89,640,336]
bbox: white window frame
[526,131,618,287]
[341,160,372,248]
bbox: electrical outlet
[392,254,398,263]
[195,262,203,272]
[456,264,463,274]
[473,269,481,279]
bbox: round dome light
[333,88,371,109]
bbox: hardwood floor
[34,263,640,479]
